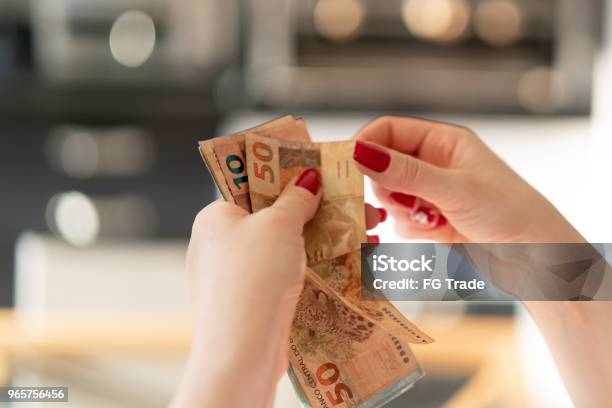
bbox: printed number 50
[252,142,275,183]
[316,363,354,406]
[254,162,274,182]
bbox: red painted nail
[420,207,436,223]
[377,207,388,222]
[390,193,417,209]
[416,207,448,227]
[438,215,448,227]
[353,141,391,172]
[369,235,380,244]
[296,168,321,195]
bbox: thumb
[270,168,322,229]
[353,141,459,205]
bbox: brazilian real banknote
[199,118,433,407]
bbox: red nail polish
[438,215,448,227]
[390,193,417,209]
[353,141,391,172]
[420,207,436,223]
[416,207,448,227]
[370,235,380,244]
[377,208,388,222]
[295,168,321,195]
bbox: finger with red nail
[365,203,387,230]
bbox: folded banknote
[199,116,433,407]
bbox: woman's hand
[352,116,612,408]
[173,169,321,408]
[173,168,386,408]
[353,116,584,244]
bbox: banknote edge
[286,364,425,408]
[198,141,234,203]
[287,366,310,408]
[357,364,424,408]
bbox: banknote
[244,135,432,406]
[199,121,433,407]
[310,251,434,345]
[289,268,424,407]
[245,135,366,264]
[198,115,309,212]
[245,135,434,344]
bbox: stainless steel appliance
[246,0,603,114]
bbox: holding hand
[173,168,385,408]
[353,116,584,244]
[353,117,612,408]
[174,169,321,408]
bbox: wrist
[182,293,297,406]
[176,319,284,408]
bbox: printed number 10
[226,155,248,188]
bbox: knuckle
[454,170,482,195]
[399,156,421,185]
[192,201,234,234]
[455,125,479,142]
[192,211,217,239]
[370,115,395,132]
[262,206,294,227]
[193,208,211,231]
[378,115,395,123]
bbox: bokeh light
[109,10,156,68]
[402,0,471,44]
[314,0,365,43]
[474,0,524,47]
[517,67,562,113]
[46,192,100,247]
[55,129,98,179]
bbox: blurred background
[1,0,611,406]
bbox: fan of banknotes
[199,115,434,408]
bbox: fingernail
[296,168,321,195]
[416,207,448,227]
[377,208,388,222]
[420,207,437,224]
[438,215,448,227]
[408,207,432,225]
[390,192,417,209]
[370,235,380,244]
[353,141,391,172]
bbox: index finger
[355,116,455,154]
